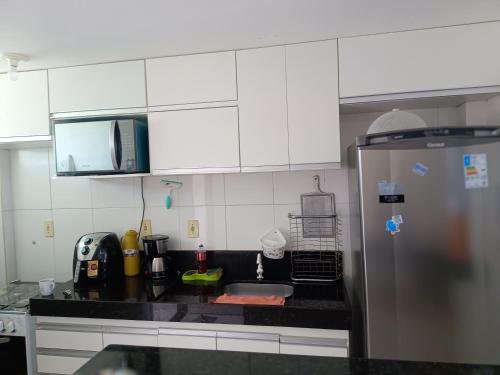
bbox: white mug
[39,278,55,296]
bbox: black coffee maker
[73,232,124,286]
[142,235,169,279]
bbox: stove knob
[0,320,4,332]
[5,320,15,333]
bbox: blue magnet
[386,219,399,233]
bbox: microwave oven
[54,119,149,176]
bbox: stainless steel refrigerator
[348,127,500,365]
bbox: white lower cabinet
[217,332,279,353]
[158,328,217,350]
[37,351,95,375]
[36,324,103,351]
[34,317,349,373]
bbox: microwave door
[55,121,116,174]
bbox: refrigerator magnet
[412,162,429,177]
[385,219,400,236]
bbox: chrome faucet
[256,253,264,280]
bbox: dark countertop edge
[29,298,352,330]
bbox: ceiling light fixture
[2,53,29,81]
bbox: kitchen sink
[224,282,294,298]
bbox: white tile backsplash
[92,207,143,235]
[5,146,359,280]
[179,206,226,250]
[177,174,225,206]
[2,211,17,283]
[226,205,275,250]
[90,177,142,208]
[144,206,181,250]
[53,209,94,282]
[224,172,274,205]
[11,148,51,210]
[13,209,55,282]
[273,170,326,205]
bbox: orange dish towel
[212,294,285,306]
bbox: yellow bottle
[121,230,140,277]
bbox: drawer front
[280,343,348,358]
[36,329,103,351]
[103,332,158,347]
[279,336,348,358]
[158,329,216,350]
[37,354,92,374]
[217,332,279,354]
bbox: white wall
[2,104,470,284]
[6,149,350,282]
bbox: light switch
[44,221,54,237]
[141,219,152,236]
[188,220,199,238]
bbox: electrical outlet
[141,219,152,236]
[44,221,54,237]
[187,220,199,238]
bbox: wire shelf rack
[288,214,343,283]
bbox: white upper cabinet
[48,60,146,113]
[339,22,500,98]
[286,40,340,165]
[0,70,50,138]
[237,46,289,170]
[148,106,239,174]
[146,51,237,106]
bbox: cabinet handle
[280,336,347,348]
[103,327,158,336]
[158,329,216,338]
[217,332,279,342]
[37,348,97,358]
[36,323,103,333]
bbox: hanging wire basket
[288,214,343,283]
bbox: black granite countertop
[30,251,351,330]
[75,345,500,375]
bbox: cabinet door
[36,326,103,351]
[37,352,94,374]
[286,40,340,165]
[148,107,240,174]
[339,22,500,98]
[237,47,289,170]
[280,336,348,358]
[217,332,279,354]
[158,329,216,350]
[48,60,146,113]
[146,51,237,106]
[0,71,49,138]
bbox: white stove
[0,282,39,375]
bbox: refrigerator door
[359,137,500,364]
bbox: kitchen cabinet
[146,51,237,106]
[48,60,146,113]
[158,328,217,350]
[148,106,240,174]
[339,22,500,98]
[37,351,94,375]
[35,324,103,351]
[286,40,340,166]
[33,317,349,373]
[237,46,289,171]
[0,70,50,138]
[217,331,280,354]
